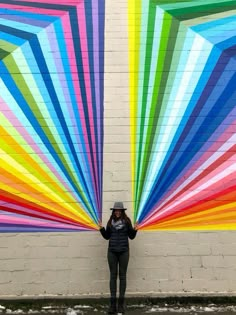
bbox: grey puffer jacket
[100,219,137,252]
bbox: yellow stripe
[142,224,236,231]
[0,114,96,226]
[128,0,141,214]
[158,202,236,227]
[142,202,236,230]
[0,150,95,226]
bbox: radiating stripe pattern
[128,0,236,230]
[0,0,105,232]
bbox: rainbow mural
[0,0,105,232]
[128,0,236,230]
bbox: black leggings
[107,250,129,298]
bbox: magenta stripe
[160,123,236,204]
[0,99,78,201]
[61,11,98,205]
[92,0,101,207]
[0,202,81,226]
[0,1,100,205]
[11,0,83,4]
[0,214,85,230]
[146,111,236,216]
[76,3,99,206]
[0,3,69,16]
[140,172,236,228]
[141,166,236,227]
[44,22,92,188]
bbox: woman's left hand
[134,222,138,230]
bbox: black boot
[108,297,117,314]
[117,297,125,314]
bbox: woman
[99,201,138,314]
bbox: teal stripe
[137,15,181,212]
[135,2,156,214]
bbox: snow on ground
[1,303,236,314]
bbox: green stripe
[165,1,236,18]
[0,113,68,192]
[138,16,180,200]
[176,4,236,20]
[136,11,174,210]
[134,2,156,216]
[158,0,235,9]
[0,41,17,60]
[151,0,197,4]
[0,49,10,60]
[137,14,180,210]
[3,55,90,211]
[152,22,188,145]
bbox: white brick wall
[2,230,236,297]
[0,0,236,298]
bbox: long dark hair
[107,210,131,227]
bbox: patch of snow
[66,308,77,315]
[74,305,91,309]
[202,307,215,312]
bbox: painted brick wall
[0,0,236,298]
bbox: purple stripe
[0,226,88,232]
[186,107,236,169]
[0,202,80,226]
[1,108,79,202]
[2,14,51,27]
[92,0,102,210]
[0,214,85,230]
[46,20,94,201]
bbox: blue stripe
[139,49,236,222]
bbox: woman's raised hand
[98,219,103,229]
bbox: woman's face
[114,209,122,218]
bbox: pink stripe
[60,11,98,204]
[0,97,78,200]
[141,172,236,228]
[147,123,236,215]
[163,157,236,211]
[0,202,80,226]
[9,0,83,4]
[170,124,236,194]
[76,3,99,205]
[0,3,97,206]
[1,1,100,209]
[167,173,236,215]
[44,23,87,167]
[0,3,68,16]
[0,214,85,230]
[92,0,101,207]
[142,165,236,227]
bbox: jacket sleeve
[99,224,111,240]
[127,221,137,240]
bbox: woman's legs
[107,250,129,314]
[118,250,129,298]
[107,251,118,314]
[118,250,129,313]
[107,250,119,298]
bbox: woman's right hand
[98,219,103,229]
